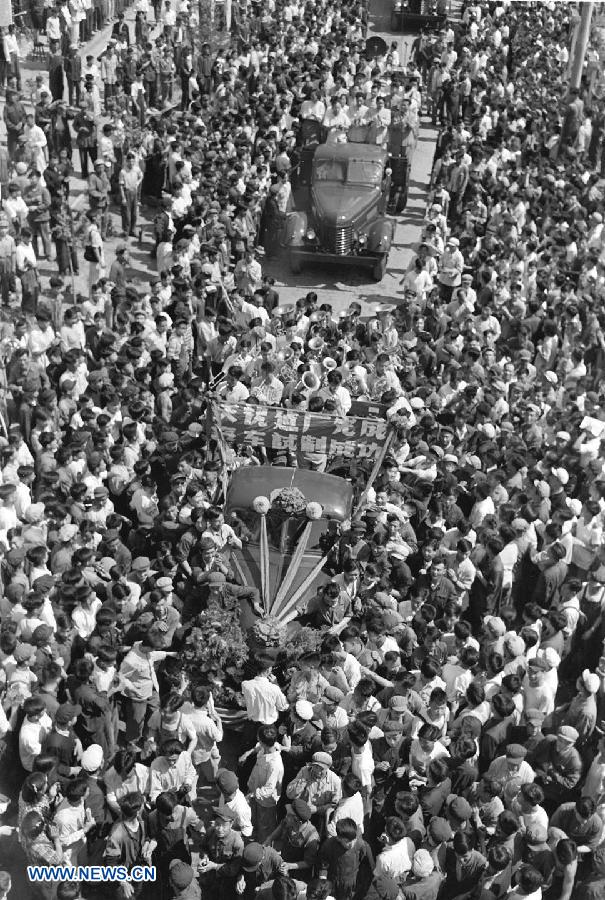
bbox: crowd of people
[0,1,605,900]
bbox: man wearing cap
[264,799,320,874]
[233,841,284,900]
[88,159,110,239]
[98,528,132,575]
[317,686,349,736]
[531,725,582,809]
[286,751,342,817]
[438,237,463,301]
[280,699,319,776]
[486,744,535,808]
[508,709,546,757]
[400,847,442,900]
[169,859,201,900]
[198,804,244,886]
[216,769,253,839]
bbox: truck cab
[225,466,354,626]
[285,141,395,282]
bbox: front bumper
[290,247,381,267]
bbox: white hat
[81,744,104,772]
[294,700,314,721]
[158,372,174,388]
[566,498,582,517]
[59,524,78,542]
[23,503,45,524]
[537,647,561,669]
[410,397,424,410]
[582,669,600,694]
[544,371,558,384]
[552,467,569,485]
[412,849,435,878]
[481,423,496,439]
[556,431,570,441]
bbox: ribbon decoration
[277,553,330,626]
[259,513,271,613]
[270,521,313,618]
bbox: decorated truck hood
[225,467,354,615]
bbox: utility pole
[569,1,594,91]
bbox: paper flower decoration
[306,501,323,520]
[253,495,271,515]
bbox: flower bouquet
[248,615,288,650]
[183,602,249,713]
[269,487,307,515]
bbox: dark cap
[55,702,82,724]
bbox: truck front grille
[333,226,352,255]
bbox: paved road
[4,3,437,306]
[262,0,438,315]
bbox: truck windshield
[315,159,347,182]
[314,158,383,185]
[346,159,384,185]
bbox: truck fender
[367,217,394,254]
[284,211,308,247]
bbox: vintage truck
[284,141,395,282]
[225,466,354,630]
[391,0,448,31]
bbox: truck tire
[373,255,388,281]
[289,251,302,274]
[396,187,408,213]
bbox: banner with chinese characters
[210,403,389,459]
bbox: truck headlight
[358,234,367,246]
[306,227,316,241]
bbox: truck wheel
[373,255,388,282]
[289,252,302,275]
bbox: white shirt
[375,837,415,881]
[19,713,52,772]
[327,791,365,836]
[182,705,222,764]
[241,675,289,724]
[16,243,37,272]
[72,598,102,639]
[222,788,253,837]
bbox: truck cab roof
[313,143,389,165]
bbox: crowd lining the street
[1,1,605,900]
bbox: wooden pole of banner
[209,400,230,502]
[352,427,395,519]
